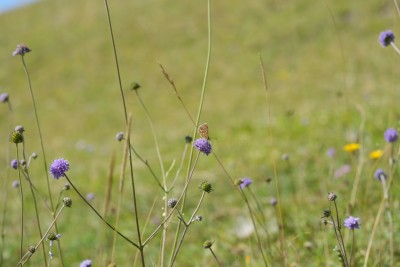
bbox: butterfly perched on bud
[198,123,210,140]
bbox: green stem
[64,174,140,249]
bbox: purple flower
[379,30,395,47]
[326,147,336,158]
[12,180,20,188]
[50,158,70,179]
[193,138,212,155]
[12,44,31,56]
[344,216,360,230]
[240,177,253,189]
[115,132,124,142]
[79,259,92,267]
[374,169,387,181]
[334,165,351,178]
[384,128,398,143]
[0,93,9,103]
[11,159,18,170]
[86,193,95,201]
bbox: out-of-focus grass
[0,0,400,265]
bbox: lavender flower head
[374,169,387,181]
[0,93,9,103]
[12,44,31,56]
[80,259,92,267]
[193,138,212,155]
[11,159,18,170]
[379,30,395,47]
[50,158,70,179]
[384,128,398,143]
[240,177,253,189]
[344,216,360,230]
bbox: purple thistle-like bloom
[374,169,387,181]
[379,30,395,47]
[240,177,253,189]
[50,158,70,179]
[79,259,92,267]
[12,44,31,56]
[193,138,212,155]
[11,159,18,170]
[326,147,336,158]
[0,93,9,103]
[344,216,360,230]
[384,128,398,143]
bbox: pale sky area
[0,0,38,13]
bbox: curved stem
[64,175,140,249]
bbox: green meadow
[1,0,400,266]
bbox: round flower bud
[62,183,70,191]
[185,135,193,144]
[12,44,31,56]
[9,131,23,144]
[11,159,18,170]
[328,192,337,201]
[269,197,277,206]
[31,152,38,159]
[0,93,9,103]
[116,132,124,142]
[199,181,213,193]
[28,245,36,254]
[15,125,25,133]
[130,82,141,91]
[203,240,213,249]
[167,198,178,208]
[63,197,72,207]
[323,209,331,218]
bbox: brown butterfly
[198,123,210,140]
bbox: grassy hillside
[0,0,399,266]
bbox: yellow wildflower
[369,149,383,160]
[343,143,361,153]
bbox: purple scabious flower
[344,216,360,230]
[11,159,18,170]
[50,158,70,179]
[12,44,31,56]
[384,128,398,143]
[326,147,336,158]
[374,169,387,181]
[0,93,9,103]
[379,30,395,47]
[80,259,92,267]
[193,138,212,155]
[240,177,253,189]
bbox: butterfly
[198,123,210,140]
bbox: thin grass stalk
[395,0,400,17]
[273,160,287,266]
[21,137,47,265]
[97,153,115,265]
[16,147,24,260]
[208,247,223,267]
[169,0,212,263]
[134,197,158,266]
[0,106,13,266]
[169,192,206,266]
[17,204,66,267]
[133,91,168,264]
[102,2,145,264]
[19,55,65,266]
[129,144,164,191]
[363,145,400,266]
[240,189,268,266]
[332,200,349,267]
[64,174,140,249]
[143,152,200,246]
[111,123,131,262]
